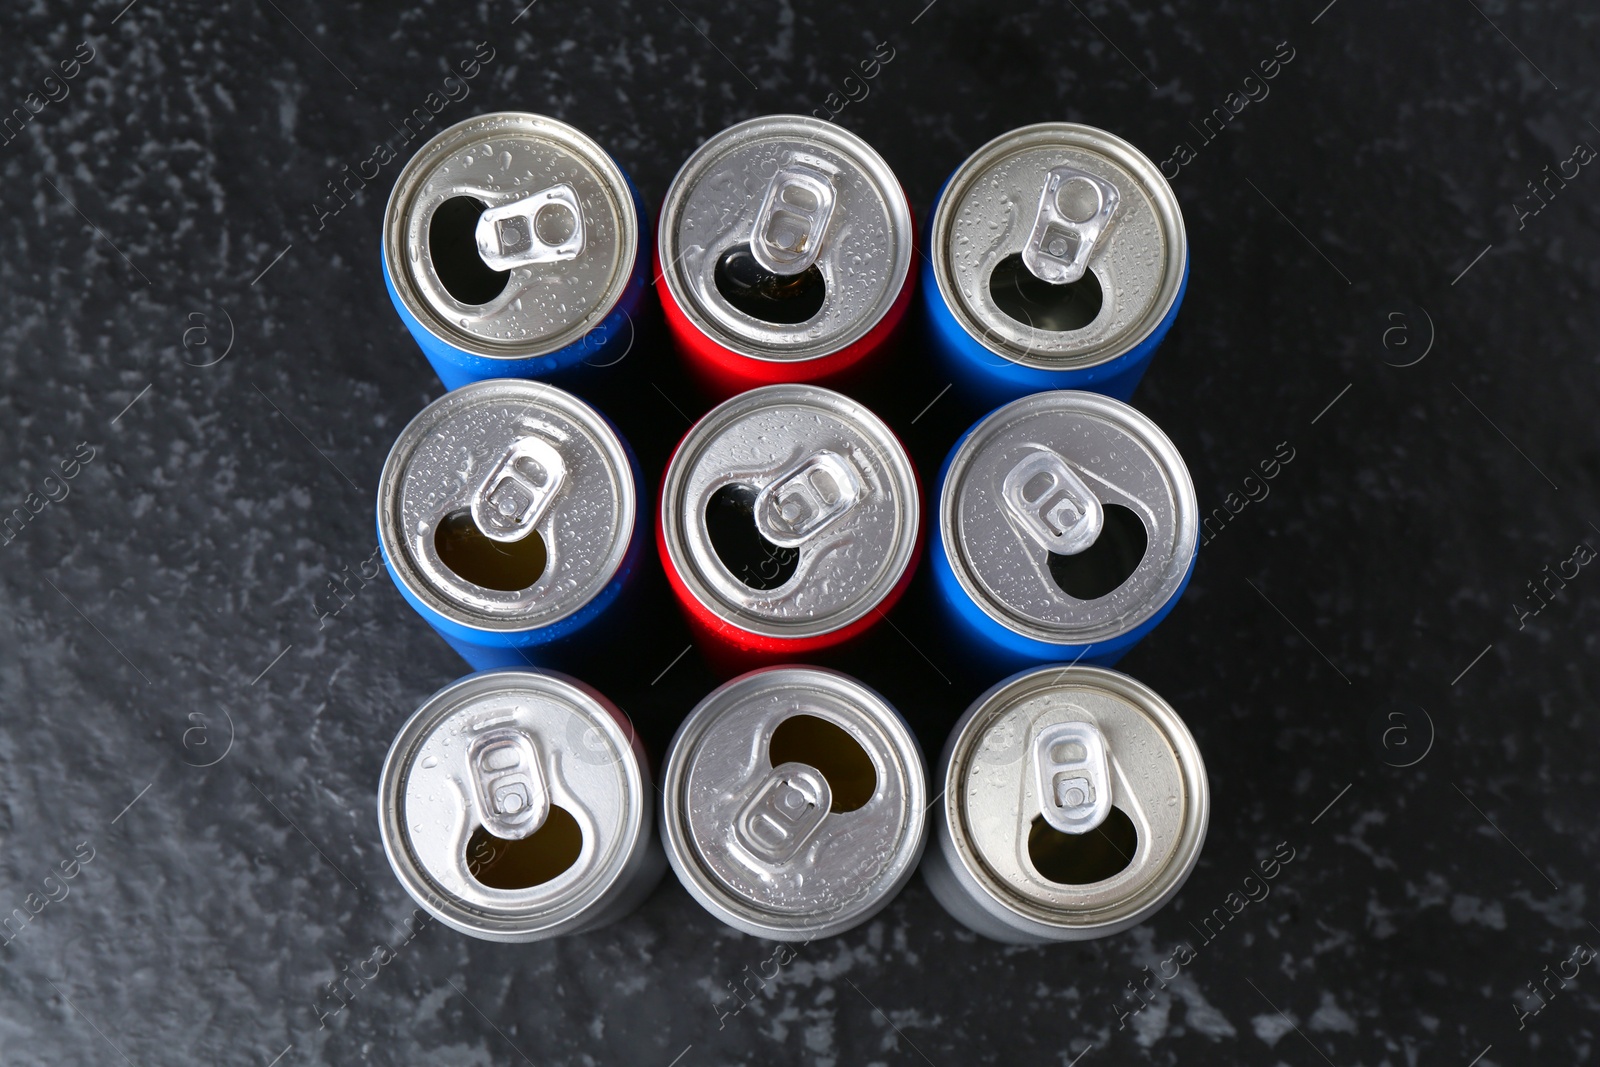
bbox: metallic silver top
[930,122,1186,369]
[941,666,1208,934]
[661,667,927,938]
[660,385,919,640]
[941,391,1197,646]
[384,112,638,358]
[658,115,914,361]
[378,670,652,941]
[377,379,636,631]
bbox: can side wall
[652,497,924,669]
[385,176,653,391]
[919,210,1190,409]
[919,817,1046,944]
[928,427,1199,670]
[655,216,918,403]
[375,415,649,672]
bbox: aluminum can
[660,666,927,939]
[923,123,1188,405]
[657,115,915,398]
[377,379,642,671]
[383,112,649,390]
[932,391,1197,670]
[657,384,920,662]
[378,669,665,941]
[921,665,1208,943]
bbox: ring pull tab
[467,727,550,840]
[1033,720,1112,835]
[475,183,586,271]
[1021,165,1121,286]
[734,762,832,865]
[1001,448,1104,555]
[749,161,838,276]
[471,436,567,543]
[752,450,863,548]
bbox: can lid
[942,666,1208,935]
[661,667,927,938]
[941,391,1196,646]
[383,112,638,360]
[378,670,650,941]
[930,123,1186,370]
[377,379,635,633]
[661,385,919,640]
[658,115,913,362]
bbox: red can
[656,116,916,399]
[657,384,921,665]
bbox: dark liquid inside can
[714,244,827,324]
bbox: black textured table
[2,2,1596,1064]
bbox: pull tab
[752,450,863,548]
[467,727,549,840]
[475,183,585,271]
[749,161,837,276]
[1034,720,1112,835]
[734,762,832,865]
[471,436,567,543]
[1001,448,1104,555]
[1021,165,1120,285]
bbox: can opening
[1046,503,1147,601]
[429,196,511,305]
[465,806,583,889]
[705,483,799,590]
[714,244,826,325]
[768,714,876,813]
[435,509,548,591]
[989,253,1103,332]
[1027,806,1136,884]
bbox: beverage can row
[382,112,1187,404]
[378,663,1207,944]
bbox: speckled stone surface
[1,1,1597,1064]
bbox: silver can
[936,390,1198,664]
[378,669,664,941]
[657,115,914,373]
[926,123,1188,401]
[921,665,1208,943]
[660,666,928,939]
[658,384,920,655]
[376,378,639,671]
[382,112,644,389]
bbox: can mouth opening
[1046,503,1147,601]
[465,807,583,890]
[705,483,798,590]
[1027,807,1136,884]
[430,196,511,306]
[768,713,876,813]
[435,508,548,591]
[714,243,826,325]
[989,253,1103,333]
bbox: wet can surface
[932,390,1197,670]
[379,669,665,942]
[923,123,1188,405]
[383,112,648,390]
[377,379,642,671]
[657,115,916,398]
[657,384,921,663]
[921,665,1208,943]
[660,666,927,940]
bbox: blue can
[923,123,1188,407]
[376,379,644,671]
[932,391,1198,671]
[382,112,649,391]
